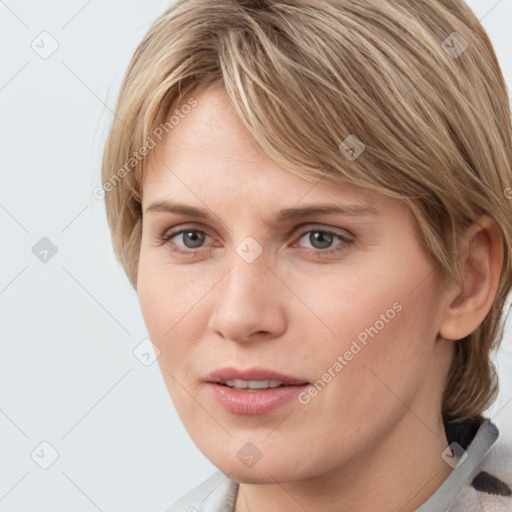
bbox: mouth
[204,367,311,414]
[217,379,305,391]
[205,367,310,389]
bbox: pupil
[311,231,333,249]
[184,231,205,248]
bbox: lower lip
[206,383,309,415]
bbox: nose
[207,249,288,343]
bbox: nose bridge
[221,241,270,310]
[208,237,286,341]
[221,226,269,297]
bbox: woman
[101,0,512,510]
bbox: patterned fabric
[447,417,512,511]
[164,417,512,511]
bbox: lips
[205,367,310,387]
[205,367,311,415]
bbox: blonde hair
[101,0,512,420]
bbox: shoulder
[162,470,239,512]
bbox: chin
[223,465,291,485]
[213,452,313,484]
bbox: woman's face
[137,85,453,484]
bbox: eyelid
[293,223,354,241]
[161,223,211,239]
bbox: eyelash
[158,226,353,258]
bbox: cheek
[137,257,212,421]
[287,245,434,345]
[138,244,205,324]
[137,252,204,365]
[289,242,439,383]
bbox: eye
[161,228,212,255]
[294,228,353,255]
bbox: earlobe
[439,217,503,341]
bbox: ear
[439,217,504,341]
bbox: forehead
[141,85,395,218]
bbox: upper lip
[205,367,310,386]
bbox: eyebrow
[145,200,379,223]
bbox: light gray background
[1,1,511,511]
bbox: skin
[136,84,503,512]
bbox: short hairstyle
[101,0,512,421]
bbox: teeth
[222,379,285,390]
